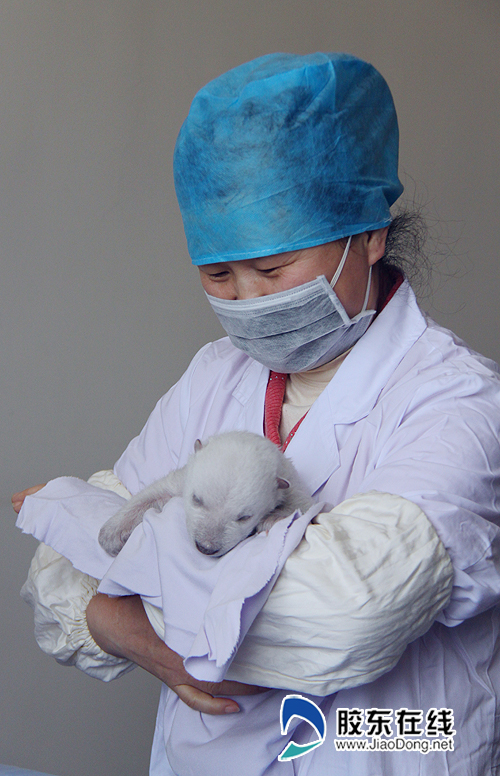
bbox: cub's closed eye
[237,514,253,522]
[192,494,204,506]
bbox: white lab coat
[108,280,500,774]
[19,280,500,774]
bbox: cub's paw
[98,519,132,557]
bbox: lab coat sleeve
[225,490,453,694]
[113,342,214,494]
[112,389,182,494]
[20,469,137,681]
[112,338,262,495]
[355,376,500,627]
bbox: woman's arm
[86,593,265,714]
[226,490,453,695]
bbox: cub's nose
[195,541,221,555]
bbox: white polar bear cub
[98,431,313,558]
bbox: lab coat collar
[323,280,426,423]
[284,281,427,494]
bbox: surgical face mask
[205,237,376,373]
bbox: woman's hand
[86,593,267,715]
[11,484,46,514]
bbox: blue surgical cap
[174,52,404,266]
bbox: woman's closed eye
[259,266,282,274]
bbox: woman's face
[199,229,388,319]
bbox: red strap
[282,414,307,451]
[263,372,286,446]
[263,371,307,450]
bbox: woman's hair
[337,207,432,296]
[380,207,432,296]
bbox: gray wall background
[0,1,499,774]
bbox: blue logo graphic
[278,695,327,761]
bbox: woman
[14,53,500,774]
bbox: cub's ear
[194,439,203,452]
[277,478,290,490]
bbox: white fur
[98,431,312,557]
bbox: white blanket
[17,476,322,684]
